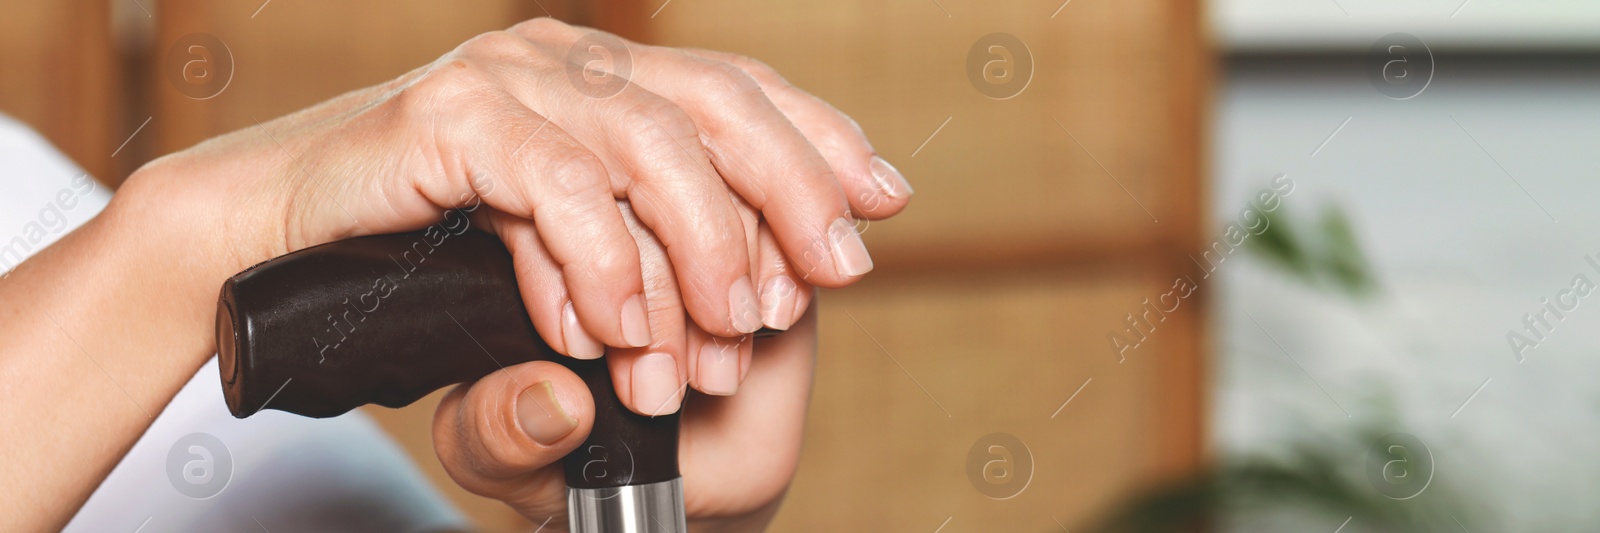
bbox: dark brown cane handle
[216,225,776,489]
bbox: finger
[431,360,593,521]
[486,24,760,339]
[687,192,759,396]
[687,325,752,397]
[485,209,606,359]
[607,200,692,416]
[756,223,812,331]
[621,45,875,287]
[686,49,913,221]
[400,69,651,350]
[681,302,818,512]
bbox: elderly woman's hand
[127,17,911,415]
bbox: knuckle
[726,53,780,80]
[694,60,766,106]
[537,146,609,198]
[457,31,536,63]
[399,58,490,111]
[466,399,538,474]
[608,95,697,148]
[621,98,698,146]
[580,243,637,286]
[690,216,745,258]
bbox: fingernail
[562,301,604,359]
[620,294,652,347]
[760,276,798,330]
[828,217,873,277]
[632,352,682,416]
[870,155,913,199]
[729,276,762,334]
[517,381,578,445]
[698,340,740,396]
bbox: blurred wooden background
[0,0,1208,531]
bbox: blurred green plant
[1084,426,1478,532]
[1071,196,1481,533]
[1247,201,1378,297]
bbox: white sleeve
[0,114,111,274]
[65,359,470,533]
[0,114,469,532]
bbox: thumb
[432,360,594,523]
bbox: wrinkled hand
[432,202,815,531]
[132,17,912,416]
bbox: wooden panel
[788,261,1203,531]
[150,0,541,157]
[0,0,118,184]
[642,0,1207,273]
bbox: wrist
[117,143,293,279]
